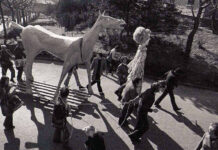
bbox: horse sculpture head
[5,21,24,40]
[96,11,126,30]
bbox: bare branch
[201,1,211,9]
[191,6,196,17]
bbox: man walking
[89,53,106,98]
[13,40,26,82]
[128,82,161,144]
[155,67,184,111]
[0,45,15,82]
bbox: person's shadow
[17,93,57,150]
[4,130,20,150]
[75,102,130,150]
[134,116,184,150]
[159,107,205,137]
[96,95,122,118]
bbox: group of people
[0,26,218,150]
[0,39,26,83]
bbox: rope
[117,103,132,129]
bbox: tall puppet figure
[127,27,151,93]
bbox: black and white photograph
[0,0,218,150]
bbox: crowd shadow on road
[159,107,205,137]
[75,102,130,150]
[18,92,86,150]
[16,92,130,150]
[118,112,184,150]
[139,116,184,150]
[4,130,20,150]
[18,93,57,150]
[100,97,121,118]
[175,86,218,115]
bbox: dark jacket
[85,133,106,150]
[164,70,179,90]
[13,46,26,60]
[52,98,70,129]
[0,49,13,66]
[137,88,156,114]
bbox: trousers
[2,64,15,79]
[155,88,179,109]
[129,113,149,141]
[118,103,134,126]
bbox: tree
[2,0,16,21]
[184,0,216,65]
[0,0,7,44]
[210,0,218,34]
[107,0,179,36]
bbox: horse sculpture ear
[102,11,105,16]
[99,10,102,15]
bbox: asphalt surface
[0,60,218,150]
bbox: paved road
[0,61,218,150]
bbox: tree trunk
[11,8,15,21]
[0,2,7,44]
[184,6,204,66]
[16,9,19,23]
[22,9,26,26]
[25,12,28,24]
[125,0,130,36]
[211,7,218,34]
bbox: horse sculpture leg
[24,51,38,94]
[53,62,72,103]
[64,67,82,88]
[85,62,94,95]
[73,69,83,88]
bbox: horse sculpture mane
[11,12,126,102]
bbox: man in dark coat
[0,45,15,82]
[89,53,106,98]
[128,82,161,144]
[118,78,141,127]
[13,40,26,82]
[52,87,71,148]
[155,67,184,111]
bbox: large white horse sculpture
[11,12,125,101]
